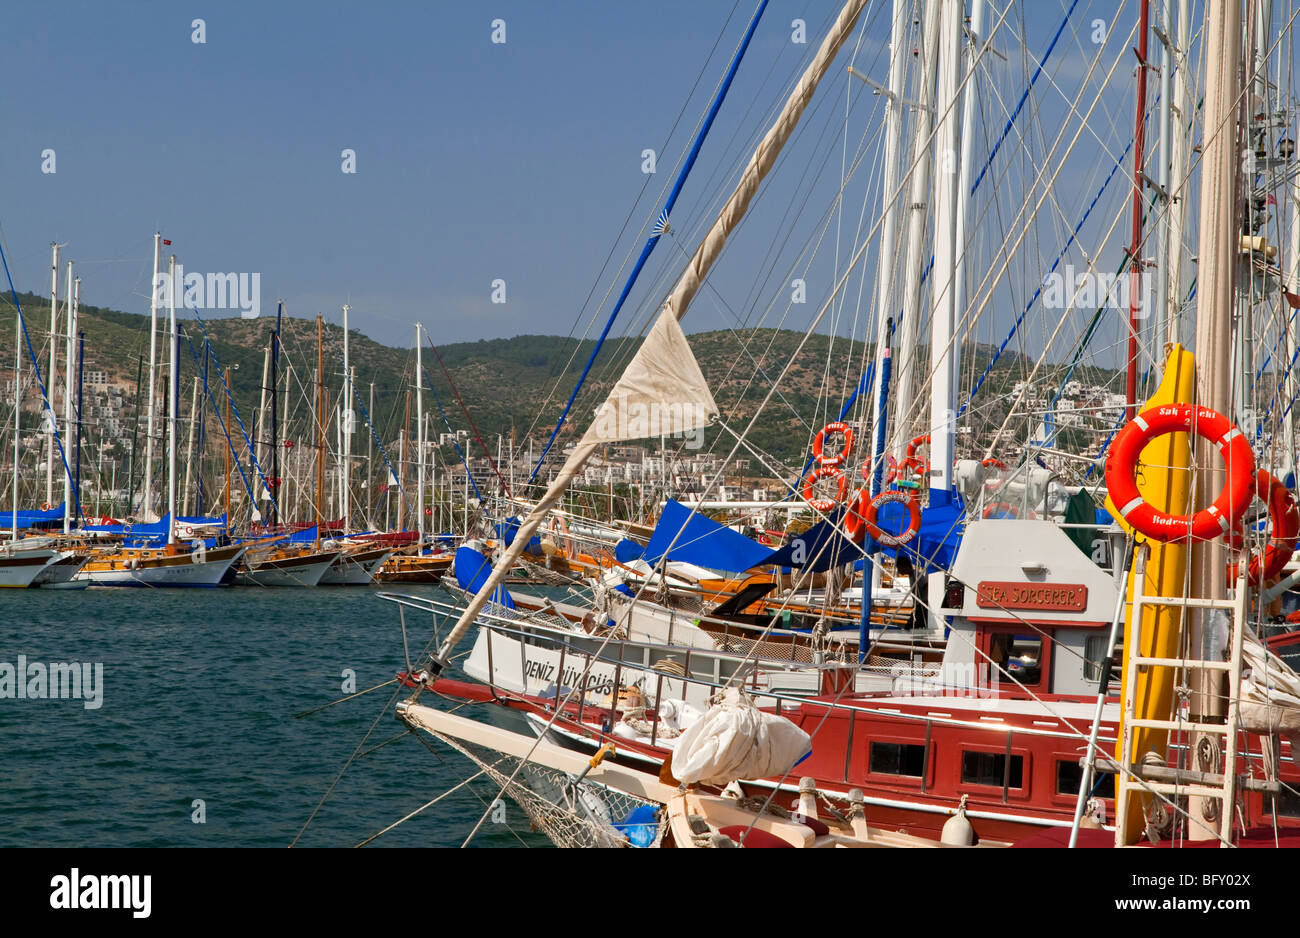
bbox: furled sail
[670,688,812,787]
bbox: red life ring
[842,487,871,542]
[982,502,1019,519]
[863,490,922,546]
[1105,404,1255,543]
[802,466,848,513]
[41,502,51,511]
[905,435,931,475]
[1230,471,1300,585]
[812,422,854,468]
[982,457,1006,471]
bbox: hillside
[0,289,1121,470]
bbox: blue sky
[2,1,1148,364]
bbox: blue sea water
[0,584,550,848]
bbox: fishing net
[430,730,666,849]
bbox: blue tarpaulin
[1,502,66,528]
[757,508,867,572]
[643,499,773,573]
[454,546,515,609]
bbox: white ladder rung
[1130,656,1234,671]
[1122,780,1229,801]
[1134,595,1238,610]
[1126,717,1228,733]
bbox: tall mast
[184,376,198,515]
[45,242,59,507]
[342,304,351,530]
[1165,0,1192,348]
[63,272,78,533]
[166,255,178,546]
[270,309,280,528]
[11,296,20,540]
[926,0,963,493]
[1124,0,1152,418]
[400,390,409,531]
[891,6,942,460]
[224,366,232,534]
[416,323,425,543]
[367,381,374,528]
[143,233,160,518]
[1188,0,1241,839]
[75,328,84,527]
[316,315,324,548]
[865,0,909,500]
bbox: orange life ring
[802,466,848,513]
[905,435,931,475]
[842,487,870,542]
[1230,471,1300,585]
[812,422,854,468]
[982,457,1006,471]
[1105,404,1255,543]
[41,502,51,511]
[863,490,922,546]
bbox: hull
[0,549,58,588]
[77,545,246,587]
[31,552,91,588]
[238,550,340,587]
[318,547,392,585]
[375,554,451,583]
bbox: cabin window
[1271,787,1300,819]
[960,750,1023,788]
[1083,635,1111,682]
[868,741,926,777]
[988,633,1043,686]
[1055,759,1114,799]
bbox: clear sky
[2,1,1145,363]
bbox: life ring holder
[802,466,847,513]
[862,490,922,546]
[1231,470,1300,585]
[1104,403,1255,543]
[812,422,854,468]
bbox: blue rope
[529,0,769,483]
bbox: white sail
[426,0,870,670]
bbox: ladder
[1113,550,1248,847]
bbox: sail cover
[671,687,812,787]
[759,509,865,572]
[643,499,772,572]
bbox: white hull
[238,552,339,587]
[77,547,245,587]
[0,548,58,588]
[31,552,90,587]
[318,548,392,585]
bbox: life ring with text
[1230,471,1300,585]
[1105,403,1255,542]
[812,422,854,468]
[802,466,848,513]
[863,490,922,546]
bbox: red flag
[162,239,172,245]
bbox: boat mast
[865,0,909,501]
[1124,0,1152,419]
[316,315,324,549]
[62,272,78,533]
[224,366,232,534]
[11,295,20,540]
[184,376,198,515]
[1188,0,1241,840]
[342,304,351,531]
[75,328,84,527]
[416,323,424,544]
[1165,0,1192,349]
[45,241,59,509]
[926,0,963,493]
[891,6,941,462]
[143,233,160,519]
[166,254,178,547]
